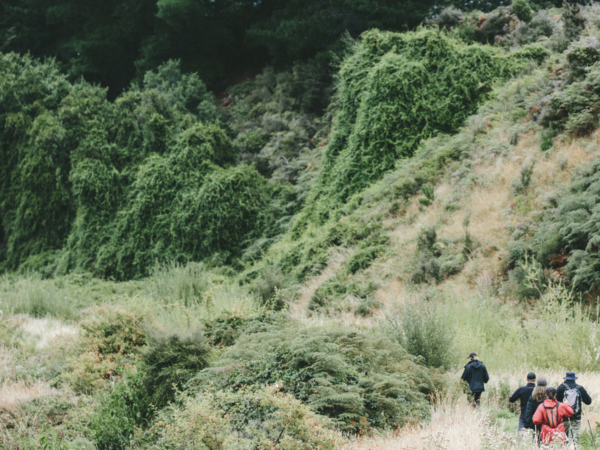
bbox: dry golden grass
[16,316,78,349]
[0,380,59,413]
[291,249,349,319]
[341,398,505,450]
[372,129,600,306]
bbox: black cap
[547,386,557,394]
[537,378,547,386]
[468,352,477,359]
[527,372,536,380]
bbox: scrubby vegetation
[6,1,600,449]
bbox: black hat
[547,386,557,394]
[537,378,547,386]
[468,352,477,359]
[527,372,536,380]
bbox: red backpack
[541,403,560,428]
[539,403,566,444]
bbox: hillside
[3,1,600,449]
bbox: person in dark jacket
[556,371,592,445]
[524,377,547,440]
[460,352,489,407]
[509,372,536,430]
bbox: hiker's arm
[508,388,520,403]
[561,403,574,418]
[460,367,469,382]
[556,384,565,402]
[483,366,489,383]
[524,398,535,424]
[532,404,543,425]
[580,386,592,405]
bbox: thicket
[510,159,600,295]
[140,328,212,409]
[304,28,528,215]
[0,55,273,279]
[135,386,341,449]
[194,326,439,433]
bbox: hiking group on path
[461,352,593,446]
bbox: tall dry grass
[342,398,511,450]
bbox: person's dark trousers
[469,391,482,407]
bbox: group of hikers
[461,352,593,445]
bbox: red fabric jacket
[532,399,575,444]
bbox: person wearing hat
[556,371,592,444]
[509,372,537,430]
[524,377,547,439]
[460,352,489,407]
[533,386,574,444]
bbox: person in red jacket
[532,386,575,444]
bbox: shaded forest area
[0,0,569,95]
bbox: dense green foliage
[511,159,600,295]
[141,328,212,409]
[136,386,341,449]
[304,29,524,212]
[0,55,271,279]
[195,326,439,432]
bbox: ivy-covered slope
[0,57,271,279]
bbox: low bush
[88,369,152,450]
[135,385,341,449]
[140,327,211,409]
[250,268,285,310]
[61,306,146,393]
[309,275,379,312]
[151,262,209,306]
[202,309,286,347]
[512,0,533,23]
[384,292,456,369]
[411,227,470,284]
[193,326,439,432]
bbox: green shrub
[511,160,536,194]
[151,262,209,306]
[140,327,211,409]
[385,294,456,369]
[344,245,385,275]
[566,39,600,81]
[510,158,600,295]
[88,369,152,450]
[62,306,146,393]
[309,275,379,312]
[434,7,464,30]
[194,326,438,432]
[136,385,341,449]
[411,225,473,284]
[251,268,285,309]
[202,309,286,347]
[512,0,533,23]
